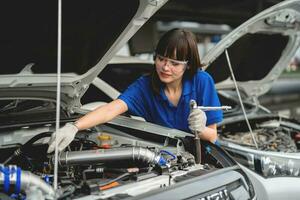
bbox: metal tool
[189,100,202,164]
[189,100,232,164]
[196,106,232,111]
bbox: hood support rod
[225,49,258,149]
[53,0,62,191]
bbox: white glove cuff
[66,122,79,132]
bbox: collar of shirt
[158,77,194,102]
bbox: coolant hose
[0,165,55,197]
[57,147,167,166]
[3,132,52,165]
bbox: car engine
[0,123,229,200]
[219,117,300,153]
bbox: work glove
[188,100,207,134]
[47,123,78,153]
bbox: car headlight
[261,156,300,177]
[222,144,300,178]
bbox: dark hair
[151,28,203,94]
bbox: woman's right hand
[188,108,207,134]
[47,123,78,153]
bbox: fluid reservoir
[97,133,112,149]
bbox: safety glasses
[155,54,188,67]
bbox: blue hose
[15,167,21,194]
[0,166,10,193]
[159,150,176,160]
[0,165,21,194]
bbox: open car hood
[203,0,300,97]
[0,0,167,113]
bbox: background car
[202,0,300,181]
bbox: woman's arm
[198,124,218,143]
[47,99,128,153]
[75,99,128,130]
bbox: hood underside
[0,0,167,112]
[0,0,139,75]
[203,0,300,97]
[207,33,289,83]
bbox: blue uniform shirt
[118,70,223,133]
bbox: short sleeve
[118,76,150,118]
[197,72,223,125]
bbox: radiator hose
[57,147,167,166]
[0,164,55,198]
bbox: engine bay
[219,117,300,153]
[0,123,231,199]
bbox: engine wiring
[220,126,297,152]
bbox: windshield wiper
[0,99,21,113]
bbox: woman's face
[155,54,187,84]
